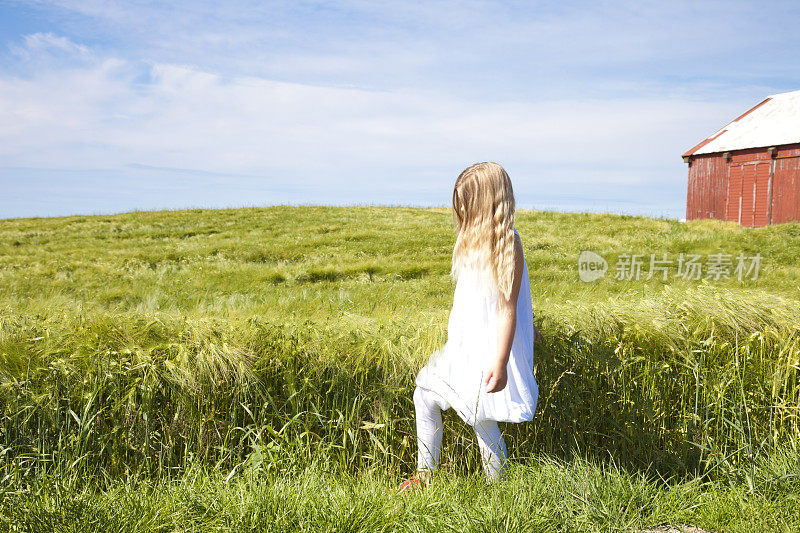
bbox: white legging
[413,386,508,481]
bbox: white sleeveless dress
[415,229,539,426]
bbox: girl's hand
[484,363,508,393]
[533,324,541,343]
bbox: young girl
[400,162,539,489]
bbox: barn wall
[729,147,773,163]
[686,143,800,225]
[771,143,800,224]
[686,153,728,220]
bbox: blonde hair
[451,162,516,299]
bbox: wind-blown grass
[2,284,800,484]
[2,206,800,530]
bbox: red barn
[683,89,800,226]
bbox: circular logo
[578,251,607,282]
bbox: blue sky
[1,1,799,219]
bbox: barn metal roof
[683,89,800,157]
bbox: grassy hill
[3,206,800,320]
[3,206,800,531]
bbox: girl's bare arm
[484,233,524,393]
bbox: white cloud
[0,33,756,195]
[3,0,797,218]
[9,32,91,60]
[14,0,799,97]
[25,32,88,54]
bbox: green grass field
[3,206,800,531]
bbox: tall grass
[2,284,799,485]
[2,206,800,530]
[5,456,800,532]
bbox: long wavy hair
[451,162,516,299]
